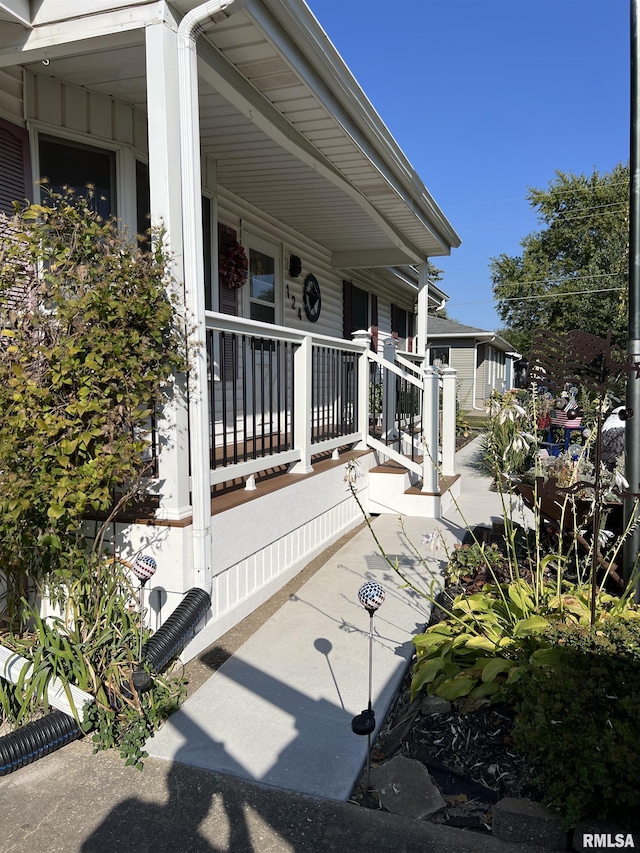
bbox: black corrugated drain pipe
[133,587,211,693]
[0,588,211,771]
[0,710,81,777]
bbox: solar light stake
[351,581,385,790]
[130,554,157,693]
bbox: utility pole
[625,0,640,600]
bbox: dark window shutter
[218,224,238,379]
[408,310,414,352]
[342,279,353,339]
[218,224,238,316]
[390,303,397,334]
[370,294,378,327]
[0,118,31,215]
[370,293,378,352]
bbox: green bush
[0,190,188,763]
[512,618,640,829]
[0,190,186,615]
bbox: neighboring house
[426,317,521,411]
[0,0,460,658]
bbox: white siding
[0,66,23,126]
[26,71,147,154]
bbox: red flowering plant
[219,237,248,289]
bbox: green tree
[491,164,629,357]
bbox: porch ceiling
[14,0,460,267]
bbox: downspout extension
[472,340,483,411]
[177,0,247,590]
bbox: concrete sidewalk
[145,512,437,800]
[1,438,549,852]
[145,438,508,800]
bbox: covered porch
[0,0,461,653]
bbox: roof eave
[247,0,461,255]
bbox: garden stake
[130,554,157,692]
[351,581,385,791]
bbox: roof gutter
[177,0,247,590]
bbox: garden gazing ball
[357,581,385,612]
[132,554,157,583]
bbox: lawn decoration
[130,554,157,693]
[352,581,385,790]
[528,329,640,622]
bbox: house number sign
[286,274,322,323]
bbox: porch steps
[368,459,461,518]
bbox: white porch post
[177,14,213,589]
[416,261,430,359]
[382,337,398,441]
[417,261,438,491]
[352,330,371,450]
[440,366,457,477]
[145,21,191,522]
[422,366,440,493]
[289,335,314,474]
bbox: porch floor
[146,437,511,801]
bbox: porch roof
[427,316,516,352]
[1,0,460,270]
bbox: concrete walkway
[146,437,510,800]
[0,437,551,853]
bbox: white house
[0,0,461,658]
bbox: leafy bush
[480,391,535,479]
[445,541,507,585]
[512,618,640,829]
[0,190,186,616]
[411,578,562,703]
[0,190,188,761]
[456,405,472,437]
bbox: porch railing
[365,343,457,490]
[205,312,366,487]
[203,313,456,492]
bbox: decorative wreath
[219,238,248,289]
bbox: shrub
[0,190,188,763]
[512,619,640,829]
[0,190,186,616]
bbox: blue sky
[307,0,630,331]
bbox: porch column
[382,337,398,441]
[416,262,430,358]
[290,335,314,474]
[440,367,457,477]
[422,366,440,493]
[145,21,191,522]
[352,330,371,449]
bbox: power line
[493,271,625,288]
[456,285,625,307]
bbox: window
[351,285,368,332]
[135,160,150,250]
[245,234,280,324]
[430,346,450,367]
[249,249,275,323]
[38,136,115,218]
